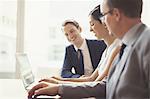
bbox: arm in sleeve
[59,80,106,99]
[61,47,81,78]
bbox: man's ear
[113,8,121,22]
[79,27,82,32]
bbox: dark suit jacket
[61,39,106,78]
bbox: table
[0,79,60,99]
[0,79,27,99]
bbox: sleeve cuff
[58,84,63,95]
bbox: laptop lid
[16,53,35,90]
[16,53,61,98]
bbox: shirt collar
[74,38,86,51]
[122,23,142,46]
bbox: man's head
[106,0,143,18]
[101,0,143,38]
[62,19,82,42]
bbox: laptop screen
[16,53,61,98]
[16,53,35,90]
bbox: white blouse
[97,39,121,75]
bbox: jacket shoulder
[86,39,105,44]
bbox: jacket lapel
[107,45,132,99]
[71,46,82,73]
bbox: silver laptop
[16,53,60,99]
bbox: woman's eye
[70,30,74,33]
[91,23,94,26]
[65,33,68,36]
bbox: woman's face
[63,23,81,43]
[88,15,109,40]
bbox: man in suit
[100,0,150,98]
[28,0,150,98]
[61,19,106,78]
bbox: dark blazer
[61,39,106,78]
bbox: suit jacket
[59,24,150,99]
[61,39,106,78]
[107,23,150,99]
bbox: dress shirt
[74,39,93,76]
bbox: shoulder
[65,44,74,51]
[86,39,106,46]
[139,26,150,42]
[135,26,150,48]
[129,26,150,75]
[66,44,74,48]
[129,26,150,63]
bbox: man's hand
[79,75,86,78]
[39,77,59,84]
[28,82,59,98]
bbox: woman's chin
[70,39,75,42]
[71,37,77,41]
[97,37,103,40]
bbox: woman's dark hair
[62,19,80,29]
[89,5,103,23]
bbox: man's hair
[89,5,103,23]
[62,19,80,29]
[106,0,143,18]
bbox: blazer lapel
[73,47,84,74]
[72,46,78,63]
[107,54,120,81]
[86,39,96,69]
[72,46,81,70]
[107,45,132,99]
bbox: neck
[104,35,116,47]
[119,18,141,38]
[74,36,84,48]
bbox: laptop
[16,53,60,99]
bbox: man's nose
[68,33,73,38]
